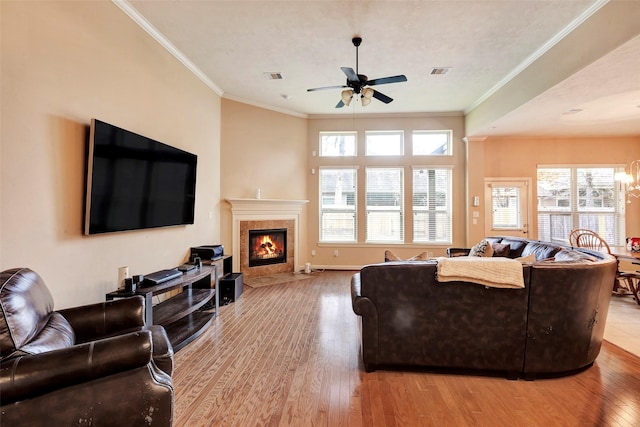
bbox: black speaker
[220,273,243,306]
[124,277,136,292]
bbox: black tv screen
[84,119,197,235]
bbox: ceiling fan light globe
[362,87,374,99]
[341,89,353,106]
[361,97,372,106]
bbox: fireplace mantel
[226,198,308,212]
[225,198,308,273]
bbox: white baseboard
[297,264,362,272]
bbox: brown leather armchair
[0,268,174,426]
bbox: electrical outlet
[333,250,339,257]
[311,250,316,256]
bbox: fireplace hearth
[248,228,287,267]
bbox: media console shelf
[107,265,218,351]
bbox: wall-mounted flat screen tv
[84,119,197,235]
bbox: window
[366,168,403,242]
[412,167,452,243]
[412,131,452,155]
[316,129,454,246]
[365,131,403,156]
[491,186,521,229]
[319,132,356,157]
[319,168,357,242]
[537,166,625,245]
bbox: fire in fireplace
[248,228,287,267]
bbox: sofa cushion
[522,242,562,260]
[469,239,494,257]
[1,268,55,359]
[499,239,528,258]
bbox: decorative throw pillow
[469,239,494,257]
[384,250,401,262]
[492,242,511,258]
[384,250,431,262]
[515,254,536,264]
[408,252,431,261]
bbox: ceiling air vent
[263,72,283,80]
[430,67,451,75]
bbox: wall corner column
[462,136,487,247]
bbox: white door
[484,179,531,238]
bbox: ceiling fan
[307,36,408,108]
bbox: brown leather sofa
[351,237,618,379]
[0,268,174,426]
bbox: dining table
[609,246,640,265]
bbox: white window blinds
[537,166,625,245]
[412,167,452,243]
[366,167,404,242]
[319,168,357,242]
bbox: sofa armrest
[350,272,363,309]
[447,247,471,257]
[146,324,174,376]
[0,330,153,404]
[350,273,379,371]
[351,273,376,317]
[58,296,145,343]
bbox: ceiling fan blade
[341,67,359,82]
[335,100,345,108]
[366,75,407,86]
[372,90,393,104]
[307,85,348,92]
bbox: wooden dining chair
[569,228,594,247]
[620,274,640,305]
[573,230,639,301]
[575,230,612,252]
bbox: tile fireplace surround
[225,198,308,279]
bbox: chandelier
[615,160,640,203]
[340,87,375,107]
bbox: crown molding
[113,0,224,96]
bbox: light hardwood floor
[173,270,640,427]
[604,294,640,357]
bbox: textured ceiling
[122,0,640,138]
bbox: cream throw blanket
[436,257,525,289]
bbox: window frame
[315,129,455,246]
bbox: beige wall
[307,114,466,267]
[219,99,309,266]
[466,136,640,245]
[1,1,221,308]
